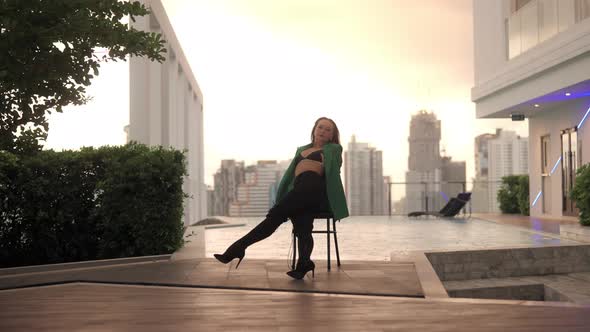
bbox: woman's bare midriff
[294,148,324,177]
[295,159,323,177]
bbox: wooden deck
[3,223,590,332]
[2,282,589,331]
[0,258,423,298]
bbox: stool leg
[326,218,331,271]
[333,219,341,267]
[292,232,297,270]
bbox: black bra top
[294,149,323,165]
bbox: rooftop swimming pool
[205,216,579,262]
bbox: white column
[167,56,178,147]
[148,52,162,145]
[129,13,150,144]
[198,100,206,220]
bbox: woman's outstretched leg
[214,203,293,267]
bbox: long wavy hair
[310,117,340,145]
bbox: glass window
[561,127,579,216]
[541,135,550,175]
[580,0,590,20]
[515,0,534,12]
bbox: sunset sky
[45,0,528,186]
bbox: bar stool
[291,212,341,271]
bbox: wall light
[577,105,590,129]
[532,190,543,207]
[534,104,540,108]
[565,92,571,96]
[550,156,562,175]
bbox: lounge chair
[408,192,471,218]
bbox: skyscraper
[405,110,466,213]
[471,129,529,213]
[405,110,442,213]
[229,160,290,217]
[487,130,529,212]
[440,156,467,202]
[213,160,246,216]
[472,131,500,213]
[408,110,442,171]
[344,135,386,215]
[206,186,215,217]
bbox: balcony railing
[508,0,590,59]
[383,180,504,216]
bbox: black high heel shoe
[286,260,315,280]
[213,246,245,269]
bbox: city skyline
[42,0,529,186]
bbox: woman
[214,117,349,279]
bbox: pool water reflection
[205,216,578,262]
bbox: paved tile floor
[0,258,423,297]
[2,283,590,331]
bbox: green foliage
[0,143,187,268]
[571,164,590,226]
[497,175,530,215]
[497,175,520,213]
[0,0,166,153]
[517,175,530,216]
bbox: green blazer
[275,143,349,220]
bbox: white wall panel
[130,0,205,225]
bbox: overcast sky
[45,0,528,186]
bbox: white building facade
[129,0,206,225]
[472,0,590,218]
[488,130,529,212]
[344,136,387,215]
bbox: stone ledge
[0,255,171,277]
[560,225,590,243]
[426,245,590,281]
[443,273,590,304]
[411,251,449,299]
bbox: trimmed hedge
[497,175,530,216]
[571,164,590,226]
[0,143,187,268]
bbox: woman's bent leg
[292,214,315,263]
[288,214,316,279]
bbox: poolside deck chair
[408,192,471,218]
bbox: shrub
[571,164,590,226]
[517,175,530,216]
[497,175,529,215]
[0,142,187,268]
[498,175,520,214]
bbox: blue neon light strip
[532,190,543,207]
[550,156,562,175]
[577,105,590,129]
[439,191,449,202]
